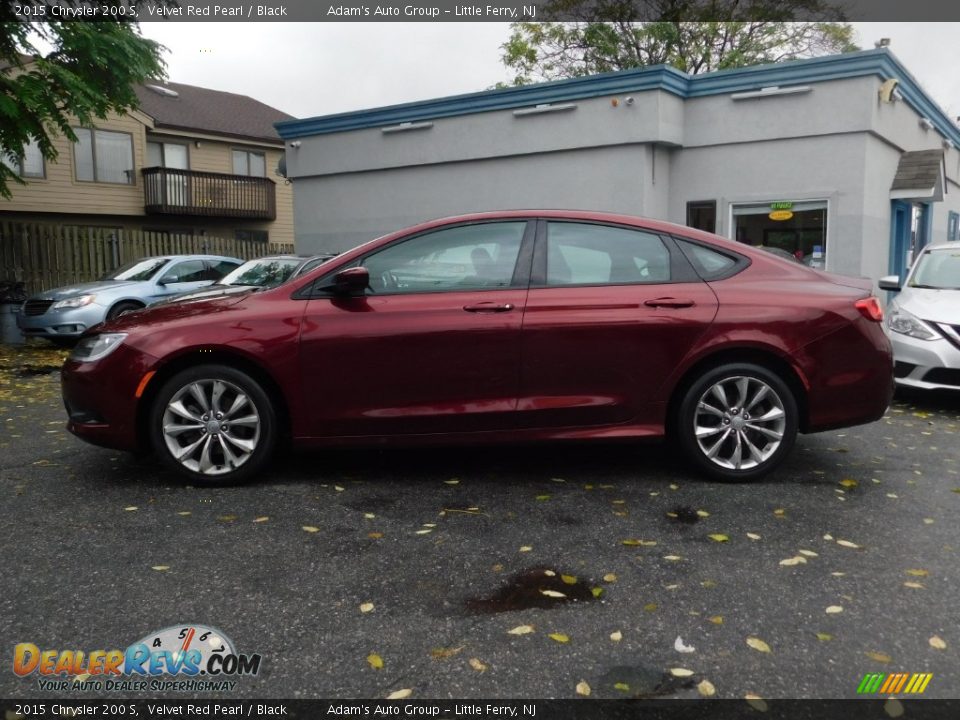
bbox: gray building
[276,48,960,284]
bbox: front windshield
[909,249,960,289]
[218,258,302,288]
[102,258,170,282]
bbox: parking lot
[1,339,959,701]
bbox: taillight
[855,297,883,322]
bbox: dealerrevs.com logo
[13,624,262,692]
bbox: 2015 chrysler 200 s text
[61,211,894,486]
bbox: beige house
[2,65,295,246]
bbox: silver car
[16,255,242,344]
[879,242,960,391]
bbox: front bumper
[61,343,157,452]
[16,302,108,339]
[888,329,960,391]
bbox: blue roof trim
[276,48,960,147]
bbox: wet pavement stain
[465,566,598,614]
[667,505,700,524]
[14,364,62,377]
[598,665,696,698]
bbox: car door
[517,220,720,429]
[298,220,535,437]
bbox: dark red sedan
[61,211,893,485]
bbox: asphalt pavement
[1,340,959,701]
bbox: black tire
[149,364,277,486]
[107,301,143,320]
[676,362,798,482]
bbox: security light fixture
[875,38,891,48]
[919,118,935,131]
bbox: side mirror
[157,274,178,286]
[333,266,370,296]
[878,275,901,292]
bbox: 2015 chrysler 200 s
[61,211,894,486]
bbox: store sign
[770,202,794,210]
[769,210,794,221]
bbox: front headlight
[70,333,128,362]
[887,304,938,340]
[52,294,96,310]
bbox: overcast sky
[138,22,960,121]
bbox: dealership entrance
[733,201,828,269]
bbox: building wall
[3,115,293,245]
[3,113,149,217]
[295,145,649,253]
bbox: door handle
[463,302,514,313]
[644,297,695,309]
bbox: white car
[879,242,960,391]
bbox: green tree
[501,0,858,85]
[0,4,172,198]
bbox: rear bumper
[801,319,894,432]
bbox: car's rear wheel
[150,364,276,486]
[107,301,142,320]
[677,363,798,482]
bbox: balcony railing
[142,167,276,220]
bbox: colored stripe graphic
[857,673,932,694]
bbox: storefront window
[732,201,828,269]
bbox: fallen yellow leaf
[825,605,844,614]
[905,569,929,577]
[561,574,577,585]
[253,516,269,523]
[610,630,623,642]
[746,532,761,540]
[386,689,411,700]
[643,603,657,612]
[217,515,238,522]
[415,529,433,535]
[444,479,459,485]
[540,590,566,598]
[816,633,833,641]
[884,698,904,719]
[548,633,570,643]
[302,526,320,533]
[708,534,729,543]
[360,603,374,613]
[368,532,384,539]
[590,587,604,598]
[929,635,947,650]
[364,513,376,519]
[670,668,694,677]
[663,555,683,561]
[779,556,807,566]
[603,573,618,582]
[904,582,924,589]
[697,679,716,697]
[708,616,723,625]
[430,646,463,659]
[576,680,591,696]
[367,653,384,670]
[124,506,138,511]
[840,478,858,488]
[519,546,532,552]
[469,658,487,672]
[507,625,534,635]
[865,651,892,663]
[745,694,768,712]
[176,511,191,516]
[836,539,861,549]
[696,509,710,517]
[746,637,771,653]
[151,565,170,572]
[798,550,818,557]
[614,682,630,692]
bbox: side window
[545,222,670,286]
[362,222,526,294]
[675,238,742,280]
[164,260,208,283]
[207,260,242,280]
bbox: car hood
[896,287,960,324]
[33,280,138,300]
[97,293,251,333]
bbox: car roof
[921,243,960,252]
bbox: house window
[2,138,44,178]
[232,149,266,177]
[686,201,716,233]
[146,141,189,170]
[73,128,134,184]
[948,211,959,241]
[235,229,269,243]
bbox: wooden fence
[0,221,295,295]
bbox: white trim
[513,103,578,117]
[730,85,812,101]
[381,121,434,134]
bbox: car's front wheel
[150,364,277,485]
[677,363,798,482]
